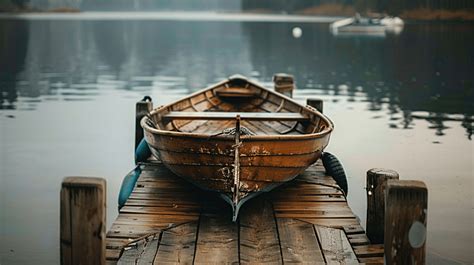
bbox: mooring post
[366,168,399,244]
[60,177,106,265]
[306,98,323,113]
[273,73,295,98]
[135,96,153,151]
[384,180,428,264]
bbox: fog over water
[0,14,473,264]
[26,0,240,11]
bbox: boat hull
[144,132,329,193]
[141,75,334,220]
[330,16,404,36]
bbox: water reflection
[93,21,131,74]
[0,19,29,110]
[0,19,472,139]
[242,22,473,138]
[1,17,473,265]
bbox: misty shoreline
[1,10,474,23]
[0,11,342,22]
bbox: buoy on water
[292,27,302,38]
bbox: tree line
[1,0,473,14]
[0,0,28,10]
[242,0,474,15]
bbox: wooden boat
[141,75,333,220]
[330,14,404,36]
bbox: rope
[209,126,255,138]
[145,113,157,128]
[142,96,152,102]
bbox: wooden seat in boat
[162,111,309,121]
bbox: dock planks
[106,161,384,264]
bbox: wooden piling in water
[307,98,324,113]
[60,177,106,265]
[366,168,399,244]
[273,73,295,98]
[385,180,428,264]
[135,96,153,150]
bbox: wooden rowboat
[141,75,333,220]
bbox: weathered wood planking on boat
[141,75,333,219]
[105,160,385,264]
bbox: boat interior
[147,78,330,136]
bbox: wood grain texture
[141,77,333,222]
[106,161,374,264]
[343,225,365,235]
[60,182,72,265]
[358,256,384,264]
[239,199,282,264]
[136,99,153,150]
[366,168,399,244]
[193,214,239,264]
[353,244,384,258]
[315,226,358,264]
[307,98,323,113]
[347,234,370,246]
[163,111,308,121]
[154,222,198,264]
[385,180,427,264]
[138,236,160,265]
[60,177,106,265]
[117,240,147,265]
[277,218,325,264]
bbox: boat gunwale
[141,75,334,141]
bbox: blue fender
[118,166,142,210]
[135,138,151,164]
[119,138,150,210]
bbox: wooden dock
[104,160,384,264]
[60,94,428,265]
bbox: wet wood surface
[384,180,428,264]
[106,160,384,264]
[366,168,399,244]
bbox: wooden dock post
[366,168,399,244]
[307,98,323,113]
[385,180,428,264]
[135,96,153,151]
[273,73,295,98]
[60,177,106,265]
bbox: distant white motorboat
[330,14,404,36]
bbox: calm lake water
[0,15,473,264]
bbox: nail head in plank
[117,237,147,265]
